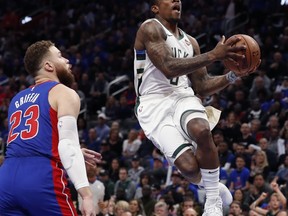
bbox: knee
[187,118,211,143]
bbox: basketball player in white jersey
[134,0,260,215]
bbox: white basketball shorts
[135,88,221,165]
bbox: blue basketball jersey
[6,81,60,160]
[0,81,77,215]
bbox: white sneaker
[197,182,232,207]
[202,197,223,216]
[219,182,233,206]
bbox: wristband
[226,71,238,84]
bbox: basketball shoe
[202,196,223,216]
[198,182,232,207]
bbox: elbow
[161,59,178,79]
[161,66,175,79]
[194,89,209,98]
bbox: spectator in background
[89,72,108,112]
[95,112,110,144]
[271,154,288,187]
[114,167,137,201]
[109,158,121,183]
[217,141,235,172]
[244,174,273,207]
[98,169,115,202]
[258,137,278,173]
[268,51,287,82]
[106,127,123,159]
[228,201,245,216]
[178,195,201,216]
[183,207,198,216]
[78,73,92,99]
[228,155,250,193]
[98,141,118,171]
[134,172,153,199]
[71,81,86,112]
[212,129,227,147]
[232,189,250,214]
[261,93,284,126]
[114,200,130,216]
[122,129,142,164]
[148,155,167,187]
[228,89,250,121]
[77,117,89,142]
[250,118,265,142]
[242,99,265,123]
[249,150,270,183]
[179,177,199,202]
[140,185,157,216]
[86,127,101,152]
[236,123,257,155]
[115,94,134,120]
[249,182,286,216]
[105,95,119,121]
[249,75,271,101]
[267,127,286,158]
[129,199,145,216]
[221,111,242,145]
[279,120,288,147]
[151,184,162,201]
[153,201,169,216]
[163,170,185,205]
[78,162,105,215]
[128,155,144,184]
[231,143,252,169]
[275,76,288,99]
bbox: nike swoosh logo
[208,170,218,174]
[167,34,173,37]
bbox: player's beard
[56,65,75,88]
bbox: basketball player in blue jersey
[134,0,260,215]
[0,40,101,216]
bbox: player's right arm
[49,84,95,216]
[135,20,245,79]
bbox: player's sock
[200,167,220,203]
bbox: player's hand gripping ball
[223,34,261,76]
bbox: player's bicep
[141,22,173,73]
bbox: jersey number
[7,105,40,144]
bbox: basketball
[223,34,261,74]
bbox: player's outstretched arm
[135,20,245,79]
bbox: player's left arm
[50,84,93,200]
[187,35,236,97]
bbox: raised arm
[270,182,287,209]
[134,20,246,79]
[249,192,268,215]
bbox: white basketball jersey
[134,18,195,96]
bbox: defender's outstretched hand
[81,148,102,166]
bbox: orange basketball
[223,34,261,74]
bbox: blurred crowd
[0,0,288,215]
